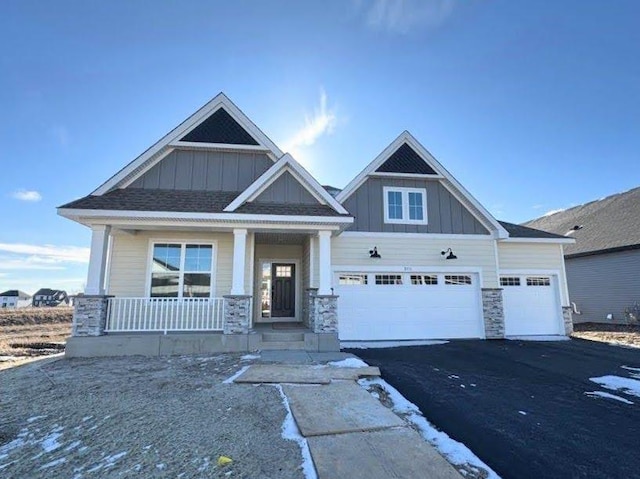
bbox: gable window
[383,187,427,225]
[150,242,214,298]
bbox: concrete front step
[261,331,305,342]
[255,340,308,350]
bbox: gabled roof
[336,131,509,238]
[92,93,283,195]
[498,221,568,240]
[525,186,640,257]
[224,153,350,215]
[34,288,66,296]
[0,290,31,299]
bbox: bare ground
[0,308,72,362]
[572,322,640,347]
[0,354,305,478]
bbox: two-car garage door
[334,271,484,341]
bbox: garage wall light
[369,246,381,258]
[441,248,457,260]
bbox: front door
[271,263,295,318]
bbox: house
[526,187,640,324]
[32,288,69,307]
[0,290,32,309]
[58,93,574,357]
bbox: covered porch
[68,217,345,356]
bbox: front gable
[253,171,320,205]
[179,108,259,145]
[336,131,508,237]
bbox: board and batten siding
[565,249,640,324]
[497,242,569,305]
[342,178,489,234]
[128,149,273,192]
[253,171,319,205]
[107,231,251,298]
[331,236,499,288]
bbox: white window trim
[383,186,428,225]
[146,240,217,299]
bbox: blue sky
[1,0,638,294]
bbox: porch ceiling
[255,232,308,245]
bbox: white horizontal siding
[331,236,498,288]
[108,231,235,298]
[498,242,568,305]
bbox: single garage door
[334,271,484,341]
[501,275,563,336]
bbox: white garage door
[334,271,484,341]
[501,275,563,336]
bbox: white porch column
[85,225,111,295]
[231,228,248,295]
[318,230,332,295]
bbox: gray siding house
[526,187,640,324]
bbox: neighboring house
[32,288,69,307]
[58,93,574,357]
[0,290,32,309]
[526,187,640,324]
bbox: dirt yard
[572,322,640,348]
[1,354,305,478]
[0,308,72,365]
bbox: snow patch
[241,354,261,361]
[518,411,527,416]
[621,366,640,379]
[584,391,634,405]
[327,357,369,368]
[359,377,500,479]
[342,340,448,349]
[40,457,66,469]
[27,415,47,423]
[506,336,570,341]
[590,375,640,398]
[41,431,64,452]
[223,365,250,384]
[274,385,317,479]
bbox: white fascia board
[169,141,272,153]
[367,172,444,179]
[335,131,509,239]
[224,153,350,215]
[92,93,283,195]
[499,237,576,244]
[57,207,353,225]
[338,231,496,240]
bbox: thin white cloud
[358,0,456,34]
[0,243,90,266]
[283,89,337,159]
[51,125,70,147]
[12,190,42,202]
[532,204,544,210]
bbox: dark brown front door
[271,263,295,317]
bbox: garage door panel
[502,275,562,336]
[335,272,483,341]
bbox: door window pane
[261,263,272,318]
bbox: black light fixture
[369,246,381,258]
[441,248,457,260]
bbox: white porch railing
[105,297,225,333]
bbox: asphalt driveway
[348,339,640,479]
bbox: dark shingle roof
[498,221,567,239]
[34,288,64,296]
[376,143,437,175]
[0,290,31,299]
[60,189,240,213]
[59,188,349,217]
[524,187,640,257]
[180,108,259,145]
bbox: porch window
[150,243,214,298]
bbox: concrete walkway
[234,362,461,479]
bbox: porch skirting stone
[72,295,112,337]
[481,288,505,339]
[310,295,338,334]
[223,295,252,334]
[562,306,573,335]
